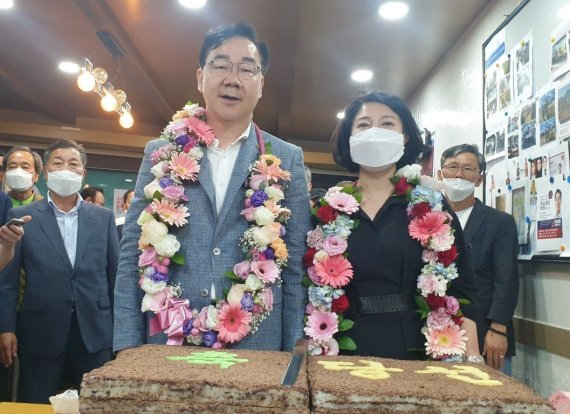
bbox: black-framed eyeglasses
[207,59,261,80]
[442,164,480,177]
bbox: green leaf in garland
[337,336,357,351]
[152,190,163,202]
[224,271,242,283]
[170,252,185,265]
[458,298,471,305]
[338,319,354,332]
[302,275,313,287]
[415,295,429,312]
[223,287,230,298]
[264,141,273,155]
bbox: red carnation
[437,245,458,267]
[410,202,431,220]
[451,315,463,325]
[426,294,446,310]
[303,248,317,268]
[331,295,350,314]
[316,205,338,224]
[394,177,413,196]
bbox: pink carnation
[408,211,450,246]
[307,265,322,286]
[445,296,460,315]
[304,310,338,342]
[322,235,348,256]
[251,260,279,283]
[259,287,274,311]
[325,192,359,213]
[427,308,453,330]
[306,227,325,250]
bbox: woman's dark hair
[331,92,423,173]
[199,22,270,75]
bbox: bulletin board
[482,0,570,261]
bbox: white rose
[144,178,162,199]
[245,274,264,291]
[396,164,422,181]
[252,224,280,248]
[254,206,276,226]
[141,278,167,295]
[265,186,284,202]
[154,234,180,258]
[314,250,329,263]
[140,218,168,246]
[419,175,444,191]
[227,284,246,305]
[205,305,219,330]
[151,161,167,179]
[188,146,203,161]
[137,209,153,226]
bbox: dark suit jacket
[463,199,519,356]
[0,198,120,358]
[0,191,11,226]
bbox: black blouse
[342,195,482,360]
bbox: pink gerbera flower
[424,325,467,358]
[324,192,359,213]
[169,152,200,181]
[253,159,291,182]
[149,199,189,227]
[304,310,338,341]
[408,211,450,246]
[183,116,216,146]
[314,255,353,288]
[216,303,252,343]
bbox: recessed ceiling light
[178,0,207,9]
[125,178,133,182]
[558,5,570,19]
[378,1,409,20]
[351,69,373,82]
[337,111,345,120]
[0,0,14,10]
[58,61,80,74]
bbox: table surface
[0,402,53,413]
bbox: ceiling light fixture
[378,1,409,20]
[59,61,80,74]
[337,111,345,120]
[558,5,570,20]
[0,0,14,10]
[351,69,373,82]
[76,58,134,128]
[178,0,207,9]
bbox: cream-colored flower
[397,164,422,181]
[245,274,264,291]
[227,284,246,306]
[137,209,153,226]
[151,161,167,179]
[245,189,254,198]
[252,223,281,247]
[188,146,203,161]
[140,218,168,246]
[254,206,276,226]
[154,234,180,258]
[141,278,167,295]
[314,250,329,263]
[205,305,219,330]
[265,186,284,202]
[144,178,162,199]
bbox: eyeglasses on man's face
[207,59,261,80]
[442,164,481,178]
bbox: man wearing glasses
[437,144,519,375]
[113,23,311,354]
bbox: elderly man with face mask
[438,143,519,375]
[3,147,44,207]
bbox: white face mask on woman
[349,127,404,172]
[46,169,83,197]
[442,178,476,202]
[5,167,34,191]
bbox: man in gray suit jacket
[113,23,311,354]
[0,140,119,403]
[438,144,519,375]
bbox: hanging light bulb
[77,70,96,92]
[101,93,118,112]
[92,67,108,84]
[119,111,134,128]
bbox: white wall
[410,0,570,398]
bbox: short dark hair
[80,186,104,201]
[3,146,43,172]
[440,144,486,173]
[310,187,327,201]
[44,139,87,168]
[123,188,135,204]
[198,22,269,75]
[331,92,423,173]
[556,189,562,198]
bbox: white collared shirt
[206,123,251,215]
[47,192,83,266]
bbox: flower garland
[138,103,291,348]
[303,185,361,356]
[304,164,467,359]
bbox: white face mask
[5,167,34,191]
[47,169,83,197]
[349,127,405,172]
[442,178,476,202]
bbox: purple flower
[151,271,168,283]
[159,177,174,188]
[202,330,217,347]
[233,260,251,279]
[250,190,269,207]
[183,319,194,336]
[175,134,189,146]
[162,185,185,201]
[241,293,254,311]
[279,226,286,237]
[264,248,275,260]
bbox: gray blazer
[0,199,119,357]
[113,127,311,352]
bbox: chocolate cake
[308,355,554,413]
[80,345,309,414]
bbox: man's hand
[0,332,18,368]
[483,322,508,370]
[0,215,31,246]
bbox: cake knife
[281,338,308,386]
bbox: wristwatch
[463,355,485,365]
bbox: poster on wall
[548,142,569,179]
[518,220,536,260]
[511,182,528,244]
[113,188,127,221]
[498,55,513,112]
[538,87,557,146]
[514,33,533,103]
[551,21,570,81]
[535,184,564,252]
[520,100,537,150]
[558,74,570,140]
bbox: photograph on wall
[538,87,557,146]
[514,33,533,103]
[558,75,570,140]
[518,220,536,260]
[536,185,564,252]
[485,67,499,121]
[498,55,512,111]
[494,189,508,213]
[485,128,506,161]
[548,142,569,179]
[508,132,520,159]
[520,100,537,149]
[511,184,528,244]
[509,157,525,182]
[507,110,520,134]
[551,21,570,81]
